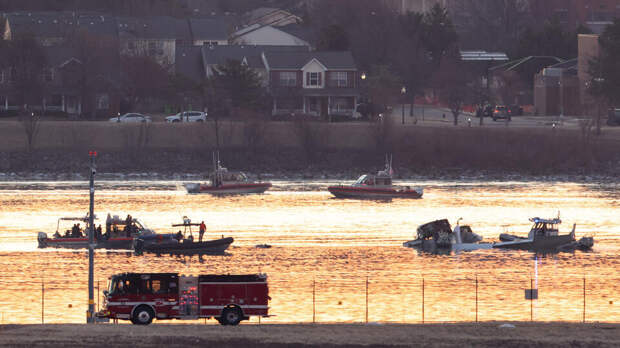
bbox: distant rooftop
[460,50,509,62]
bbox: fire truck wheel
[220,306,242,326]
[132,305,154,325]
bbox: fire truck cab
[98,272,269,325]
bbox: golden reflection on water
[0,180,618,324]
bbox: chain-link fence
[0,274,617,324]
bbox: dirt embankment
[1,120,620,178]
[0,323,618,347]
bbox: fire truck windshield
[108,275,138,295]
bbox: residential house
[117,16,192,67]
[0,45,119,117]
[188,18,230,46]
[201,45,309,85]
[230,24,311,47]
[245,7,302,27]
[263,51,360,118]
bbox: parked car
[165,111,207,123]
[492,106,511,121]
[507,104,524,116]
[109,113,152,123]
[607,108,620,126]
[480,104,494,118]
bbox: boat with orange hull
[328,157,423,200]
[184,152,271,195]
[37,214,158,250]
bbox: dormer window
[306,72,322,87]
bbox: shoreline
[0,323,618,347]
[0,170,618,184]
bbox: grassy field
[0,323,618,347]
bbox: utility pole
[87,151,97,323]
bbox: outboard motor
[133,238,144,255]
[37,232,48,248]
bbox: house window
[279,72,297,86]
[306,72,322,87]
[330,72,348,87]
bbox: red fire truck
[97,273,269,325]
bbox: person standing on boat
[199,221,206,242]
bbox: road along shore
[0,323,618,347]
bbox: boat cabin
[210,167,249,187]
[528,217,560,239]
[353,173,392,187]
[53,216,93,238]
[105,214,151,238]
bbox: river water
[0,180,618,324]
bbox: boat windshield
[354,175,369,185]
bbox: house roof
[277,23,315,44]
[246,7,301,27]
[548,57,578,75]
[188,18,230,41]
[202,44,309,69]
[5,12,118,38]
[264,51,357,70]
[176,46,204,83]
[117,16,191,40]
[43,45,81,67]
[6,12,77,38]
[490,56,563,73]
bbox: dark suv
[607,108,620,126]
[492,106,511,121]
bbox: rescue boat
[133,217,233,255]
[37,214,159,250]
[328,157,423,199]
[183,152,271,195]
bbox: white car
[109,113,152,123]
[165,111,207,123]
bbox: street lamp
[87,150,97,323]
[401,86,406,125]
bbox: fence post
[475,274,478,323]
[530,276,533,322]
[96,280,99,314]
[312,279,316,324]
[41,280,44,324]
[421,277,425,324]
[365,276,369,324]
[583,276,586,323]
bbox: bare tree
[433,53,472,126]
[19,112,40,153]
